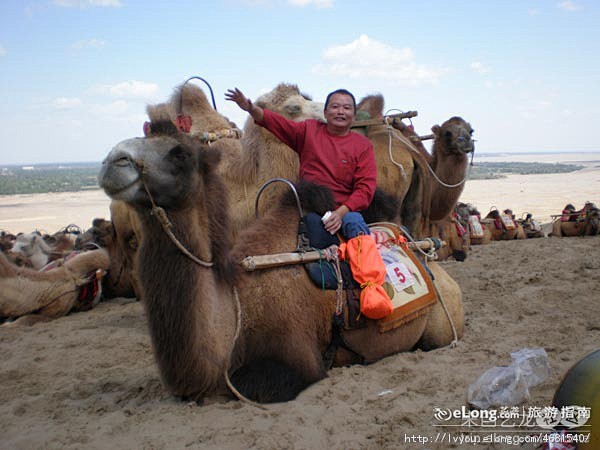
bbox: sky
[0,0,599,165]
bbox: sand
[1,154,599,449]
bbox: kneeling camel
[99,119,464,403]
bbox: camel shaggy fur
[99,119,464,403]
[76,207,141,299]
[0,249,109,326]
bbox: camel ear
[431,124,441,135]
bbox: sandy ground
[1,153,599,449]
[1,236,598,449]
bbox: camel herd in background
[0,81,598,337]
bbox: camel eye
[114,157,130,167]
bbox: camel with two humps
[99,118,464,403]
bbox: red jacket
[258,109,377,212]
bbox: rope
[386,126,407,181]
[383,117,471,189]
[223,287,268,410]
[135,159,214,268]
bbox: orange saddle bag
[339,235,393,319]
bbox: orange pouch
[339,235,393,319]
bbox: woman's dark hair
[324,89,356,112]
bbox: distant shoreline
[1,150,600,168]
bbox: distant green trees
[0,165,100,195]
[0,161,586,195]
[467,162,583,180]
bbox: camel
[8,232,53,269]
[454,202,492,245]
[430,213,469,261]
[354,95,430,236]
[517,213,545,238]
[354,96,474,234]
[0,248,109,326]
[551,202,600,237]
[75,208,141,299]
[482,208,526,240]
[98,118,464,403]
[426,117,475,222]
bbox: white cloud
[557,1,581,11]
[288,0,333,8]
[484,80,494,89]
[0,45,6,57]
[52,97,83,109]
[528,8,540,16]
[313,34,446,86]
[92,80,160,100]
[71,38,105,50]
[470,61,492,74]
[88,100,129,116]
[52,0,123,8]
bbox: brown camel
[551,203,600,237]
[483,208,526,240]
[355,94,431,237]
[98,118,464,403]
[454,202,492,245]
[76,207,140,299]
[430,213,470,261]
[354,96,474,234]
[427,117,474,222]
[0,249,109,326]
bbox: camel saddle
[468,215,485,238]
[304,223,438,333]
[500,213,516,230]
[369,224,438,333]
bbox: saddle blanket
[500,213,516,230]
[468,215,485,238]
[369,224,438,333]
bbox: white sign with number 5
[386,262,415,292]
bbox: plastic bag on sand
[467,348,551,410]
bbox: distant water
[474,152,600,164]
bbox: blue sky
[0,0,598,164]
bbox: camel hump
[357,94,384,119]
[255,83,303,107]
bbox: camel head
[587,207,600,235]
[254,83,324,122]
[8,232,52,269]
[431,117,474,155]
[146,83,237,136]
[99,118,234,282]
[99,120,221,211]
